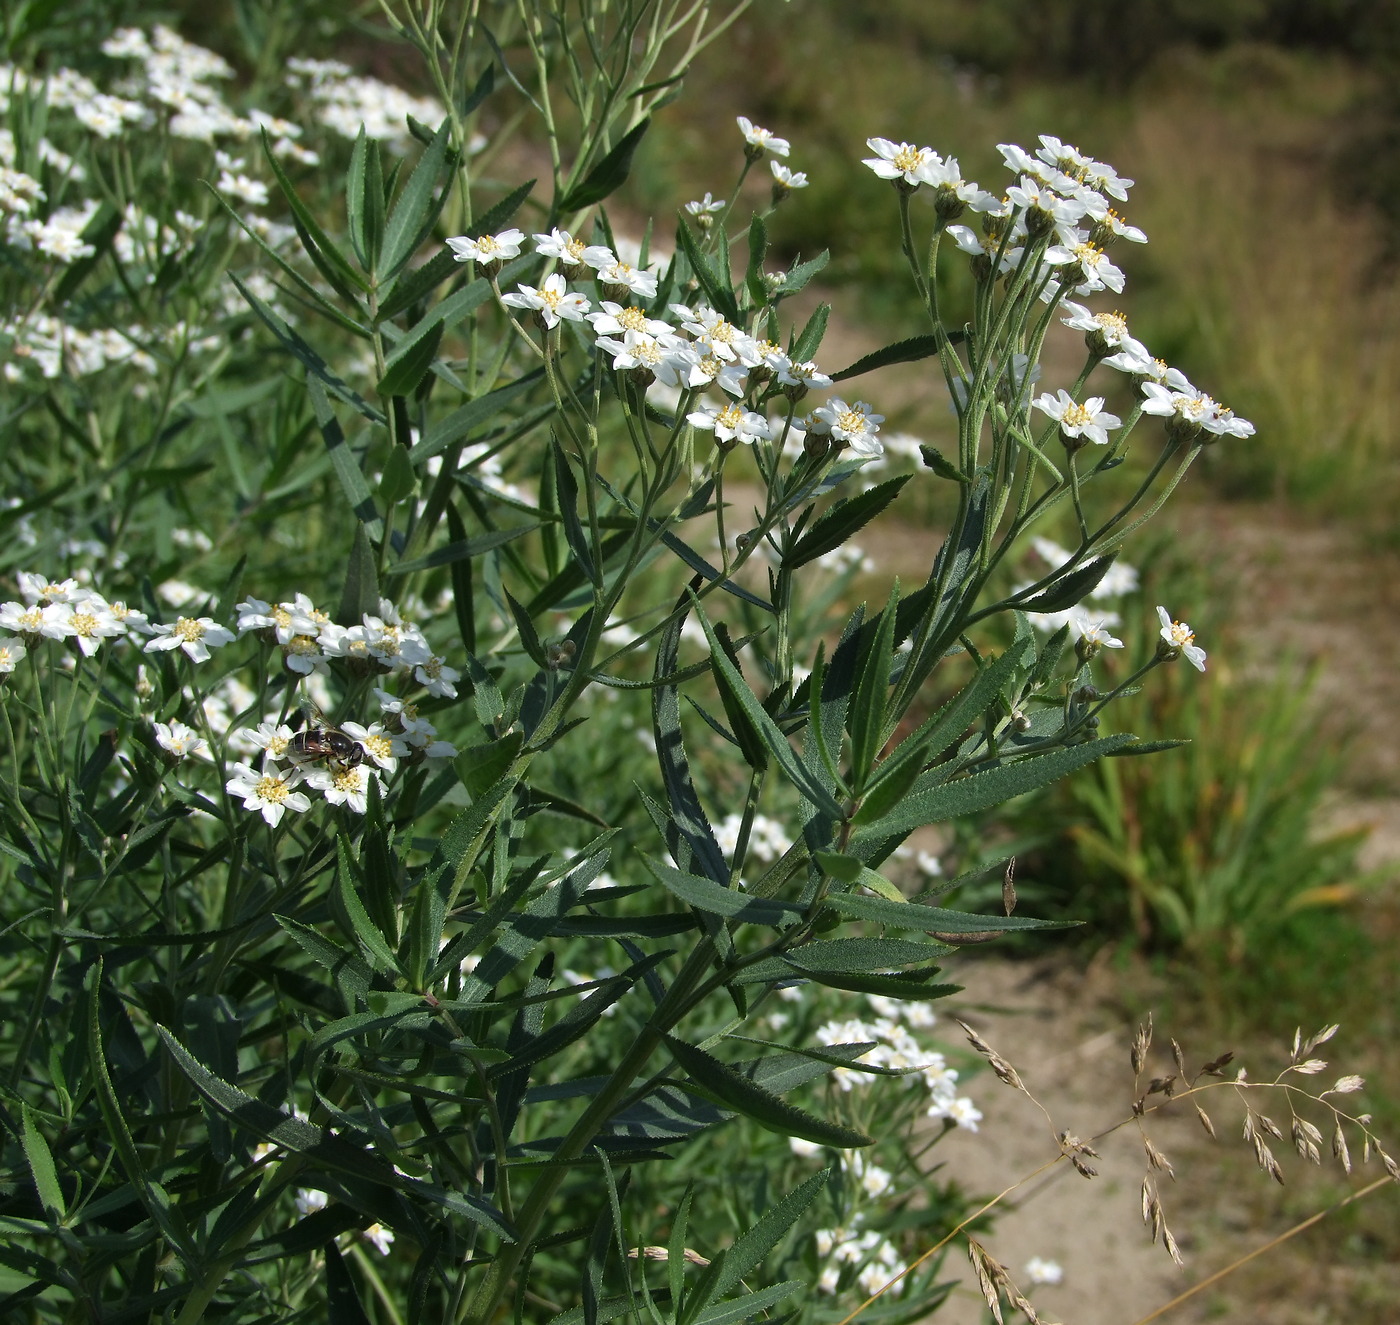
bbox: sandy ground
[932,957,1204,1325]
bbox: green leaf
[377,316,443,397]
[692,1283,803,1325]
[559,117,652,211]
[848,584,899,790]
[88,966,197,1268]
[652,591,731,886]
[1107,739,1190,757]
[785,936,951,972]
[832,332,960,382]
[335,839,400,972]
[785,966,960,1001]
[784,476,909,570]
[156,1027,515,1239]
[640,855,803,925]
[389,522,536,575]
[676,219,739,324]
[692,599,845,821]
[821,891,1070,934]
[233,276,383,425]
[853,733,1136,841]
[20,1103,63,1221]
[346,129,376,270]
[410,369,546,465]
[744,214,768,304]
[327,1242,375,1325]
[790,302,828,363]
[260,129,370,301]
[381,118,453,279]
[699,1169,830,1310]
[336,522,381,625]
[376,246,458,321]
[378,442,417,505]
[1016,554,1120,614]
[665,1037,872,1148]
[919,443,970,484]
[456,731,523,798]
[773,249,829,300]
[709,625,770,774]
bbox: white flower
[363,1223,394,1256]
[586,301,672,340]
[1032,389,1121,447]
[304,763,378,814]
[413,655,460,698]
[1156,605,1207,671]
[51,598,125,656]
[770,161,808,191]
[1024,1256,1064,1286]
[294,1189,327,1217]
[776,358,832,392]
[789,1136,822,1158]
[736,116,789,158]
[501,273,591,328]
[0,601,69,640]
[531,228,613,269]
[225,761,312,826]
[446,228,525,264]
[595,259,657,298]
[143,616,235,664]
[933,1096,982,1131]
[686,401,771,446]
[0,639,27,672]
[811,398,885,458]
[155,720,207,760]
[916,850,942,878]
[862,137,939,187]
[246,721,296,761]
[340,721,407,772]
[684,193,725,218]
[1073,612,1123,650]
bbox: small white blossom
[446,228,525,264]
[687,401,771,446]
[0,639,27,672]
[294,1188,327,1217]
[155,720,207,760]
[1024,1256,1064,1286]
[143,616,235,664]
[340,721,407,772]
[1156,605,1207,672]
[684,193,725,218]
[862,138,939,187]
[226,762,312,826]
[812,398,884,458]
[362,1223,394,1256]
[304,763,378,814]
[501,273,591,328]
[770,161,808,191]
[736,116,789,158]
[1032,389,1121,447]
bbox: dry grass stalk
[956,1020,1028,1095]
[626,1245,710,1266]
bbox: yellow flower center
[892,146,923,173]
[174,617,205,642]
[617,306,648,332]
[71,611,97,637]
[1062,403,1092,428]
[254,774,290,803]
[364,733,394,760]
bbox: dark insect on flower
[287,711,364,770]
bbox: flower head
[143,616,235,664]
[736,116,789,159]
[862,138,939,188]
[1156,605,1207,671]
[446,228,525,265]
[501,273,591,329]
[155,720,207,760]
[225,761,312,825]
[811,398,885,458]
[1032,389,1121,448]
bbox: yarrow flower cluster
[812,997,981,1130]
[452,227,887,459]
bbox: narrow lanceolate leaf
[847,584,900,791]
[832,332,959,381]
[690,1283,804,1325]
[381,118,454,279]
[410,368,546,464]
[641,855,803,926]
[784,476,910,570]
[683,1169,830,1325]
[157,1028,515,1237]
[852,733,1135,842]
[773,249,829,299]
[20,1104,64,1221]
[1016,553,1120,614]
[665,1037,873,1148]
[336,522,380,625]
[822,890,1072,934]
[676,219,739,324]
[558,117,651,212]
[652,588,731,886]
[376,316,443,397]
[692,599,845,821]
[783,936,951,972]
[233,276,383,425]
